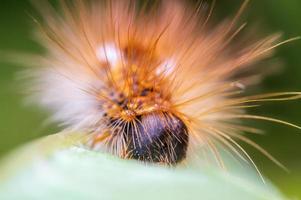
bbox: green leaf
[0,133,287,200]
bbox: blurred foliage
[0,0,300,199]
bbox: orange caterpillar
[27,0,300,172]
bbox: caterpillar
[25,0,300,174]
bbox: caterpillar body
[26,0,300,171]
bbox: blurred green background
[0,0,300,199]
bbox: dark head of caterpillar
[122,113,188,164]
[28,0,301,171]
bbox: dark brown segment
[125,112,189,165]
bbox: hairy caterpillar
[25,0,300,176]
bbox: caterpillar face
[27,0,300,168]
[108,112,189,164]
